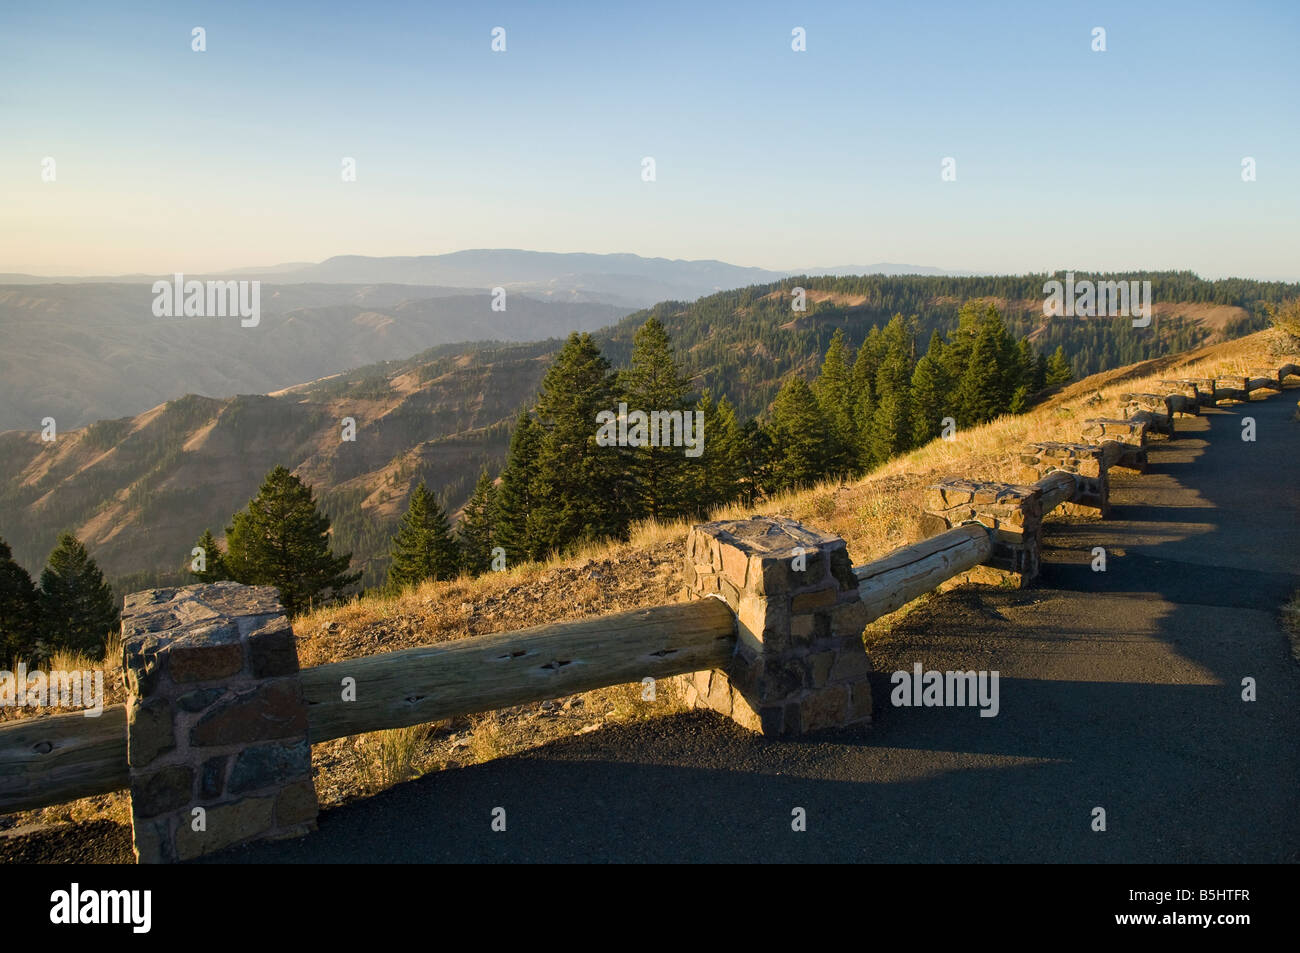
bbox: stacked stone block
[1081,417,1150,444]
[1019,441,1109,517]
[679,516,872,736]
[1213,376,1250,403]
[920,480,1042,586]
[1157,380,1202,406]
[121,582,317,863]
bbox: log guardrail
[1,360,1296,860]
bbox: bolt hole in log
[33,741,53,754]
[541,659,573,671]
[404,695,426,705]
[649,648,678,658]
[495,650,528,660]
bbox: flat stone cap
[123,581,285,642]
[693,515,844,560]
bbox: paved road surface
[207,391,1300,863]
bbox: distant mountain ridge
[0,249,964,308]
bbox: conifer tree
[224,466,360,615]
[457,470,497,575]
[768,376,829,491]
[494,412,542,565]
[812,329,857,477]
[851,326,886,409]
[1033,352,1049,392]
[865,322,915,463]
[387,482,461,592]
[909,349,952,446]
[188,528,230,583]
[1046,345,1073,386]
[526,333,628,558]
[955,319,1007,426]
[37,533,119,658]
[618,317,693,521]
[688,391,744,514]
[734,418,771,507]
[852,385,879,470]
[0,537,40,663]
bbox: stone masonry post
[920,480,1043,587]
[678,516,873,736]
[121,582,318,863]
[1019,441,1111,518]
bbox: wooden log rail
[301,598,737,743]
[854,523,993,620]
[1,599,736,813]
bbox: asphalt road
[206,389,1300,863]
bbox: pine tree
[865,321,915,463]
[387,482,461,592]
[188,528,230,583]
[617,317,693,521]
[526,333,629,558]
[494,412,542,565]
[224,466,360,616]
[0,537,40,663]
[1046,345,1073,386]
[768,376,829,491]
[1033,352,1049,392]
[457,470,497,575]
[1015,338,1036,395]
[909,350,952,446]
[955,319,1006,426]
[851,326,886,408]
[812,329,857,477]
[734,418,771,507]
[37,533,119,658]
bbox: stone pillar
[1157,380,1202,405]
[1019,441,1110,518]
[920,480,1042,586]
[1185,378,1218,406]
[121,582,318,863]
[679,516,872,736]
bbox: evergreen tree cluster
[472,306,1054,572]
[0,533,119,664]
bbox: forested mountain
[598,271,1297,419]
[0,271,1290,601]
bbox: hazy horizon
[3,0,1298,282]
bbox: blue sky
[2,0,1297,278]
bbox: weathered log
[1034,470,1077,513]
[1128,408,1174,437]
[0,705,129,814]
[1279,363,1300,381]
[854,524,993,621]
[1247,376,1281,392]
[300,598,737,743]
[1095,439,1147,473]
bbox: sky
[2,0,1298,279]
